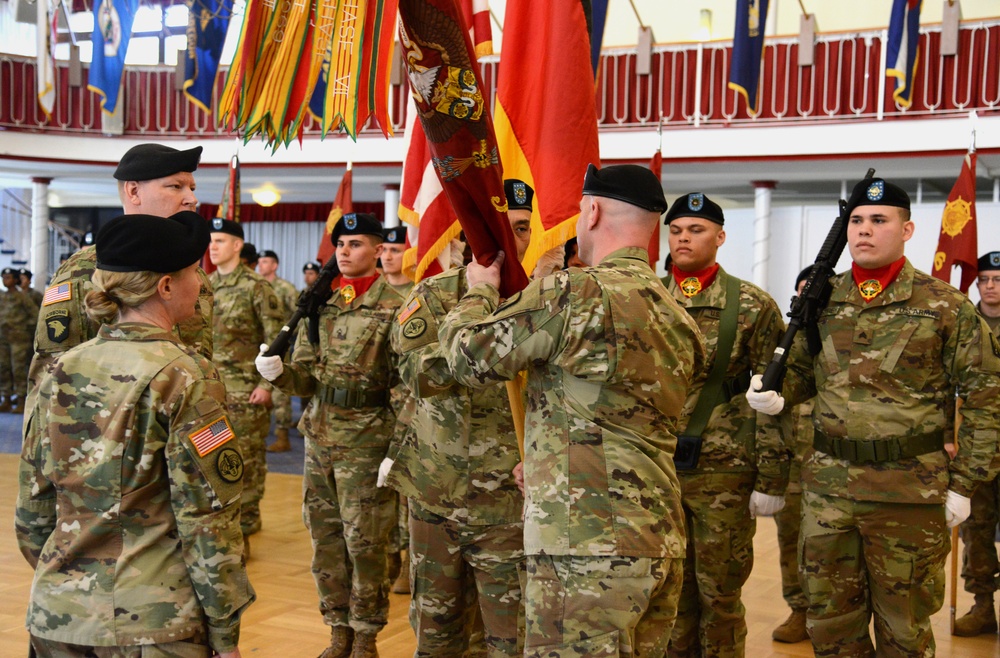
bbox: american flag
[189,417,234,456]
[42,283,71,306]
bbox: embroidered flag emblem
[398,297,421,324]
[189,417,235,456]
[42,283,72,306]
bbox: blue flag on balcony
[886,0,923,108]
[184,0,233,113]
[728,0,770,115]
[88,0,139,114]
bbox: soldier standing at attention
[19,268,44,308]
[747,178,1000,656]
[303,261,321,289]
[256,213,403,658]
[438,164,705,657]
[0,267,39,413]
[381,179,534,656]
[16,211,254,657]
[29,143,214,394]
[661,192,789,658]
[952,250,1000,636]
[208,219,284,546]
[257,249,299,454]
[379,227,413,295]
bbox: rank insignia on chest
[858,279,882,301]
[680,277,702,297]
[341,284,356,305]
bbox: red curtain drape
[197,202,384,223]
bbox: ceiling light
[252,188,281,207]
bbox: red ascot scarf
[672,263,720,298]
[852,257,906,302]
[339,273,380,305]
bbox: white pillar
[31,177,51,289]
[752,181,775,290]
[383,184,401,227]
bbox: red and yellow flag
[317,167,354,265]
[494,0,602,276]
[460,0,493,59]
[932,150,978,293]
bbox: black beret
[845,178,910,215]
[303,261,321,273]
[795,265,814,290]
[258,249,279,261]
[504,179,535,212]
[113,143,203,182]
[582,164,667,214]
[979,251,1000,272]
[331,212,382,244]
[382,227,406,244]
[18,268,32,277]
[96,211,210,273]
[240,243,258,262]
[664,192,725,226]
[1,267,15,276]
[209,217,245,239]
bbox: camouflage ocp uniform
[271,276,402,636]
[268,275,299,434]
[0,285,38,400]
[773,398,814,614]
[389,267,525,657]
[210,264,284,535]
[661,266,789,658]
[16,322,255,654]
[440,248,705,657]
[782,260,1000,657]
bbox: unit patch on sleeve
[216,447,244,483]
[45,310,71,343]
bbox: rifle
[758,168,876,393]
[263,256,340,358]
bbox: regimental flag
[189,416,235,456]
[88,0,139,114]
[648,149,663,267]
[317,167,353,265]
[216,155,240,222]
[886,0,923,108]
[183,0,234,113]
[494,0,602,277]
[36,0,57,118]
[460,0,493,59]
[397,0,529,298]
[932,150,978,293]
[729,0,770,115]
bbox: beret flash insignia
[345,214,358,230]
[388,230,397,242]
[992,253,1000,268]
[514,182,527,205]
[211,217,223,230]
[688,193,704,212]
[867,180,884,202]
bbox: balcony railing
[2,20,998,139]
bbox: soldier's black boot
[953,593,998,636]
[319,626,353,658]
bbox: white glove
[945,490,972,528]
[745,374,785,415]
[377,457,394,488]
[748,491,785,519]
[255,343,283,382]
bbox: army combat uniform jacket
[389,267,523,526]
[440,247,705,558]
[1,286,39,342]
[784,260,1000,503]
[663,266,790,494]
[16,323,254,652]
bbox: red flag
[647,150,663,268]
[397,0,529,297]
[317,168,354,265]
[932,151,978,293]
[494,0,601,276]
[216,155,241,222]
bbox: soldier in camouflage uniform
[953,250,1000,636]
[16,211,254,657]
[660,193,789,658]
[383,183,534,657]
[29,144,214,401]
[748,178,1000,657]
[256,213,403,658]
[208,219,284,541]
[19,268,44,308]
[0,266,39,413]
[438,165,705,657]
[258,249,300,453]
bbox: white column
[31,177,51,289]
[383,184,401,227]
[752,181,775,291]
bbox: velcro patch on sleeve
[398,297,422,324]
[42,283,72,306]
[188,416,235,456]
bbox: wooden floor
[2,452,999,657]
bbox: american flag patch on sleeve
[398,297,421,324]
[189,417,235,456]
[42,283,72,306]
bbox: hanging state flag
[397,0,529,297]
[460,0,493,59]
[932,150,978,293]
[729,0,770,115]
[36,0,57,118]
[183,0,234,113]
[494,0,601,277]
[88,0,139,114]
[589,0,609,74]
[216,155,241,222]
[647,149,663,267]
[317,167,354,265]
[886,0,923,108]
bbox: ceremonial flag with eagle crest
[932,150,978,293]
